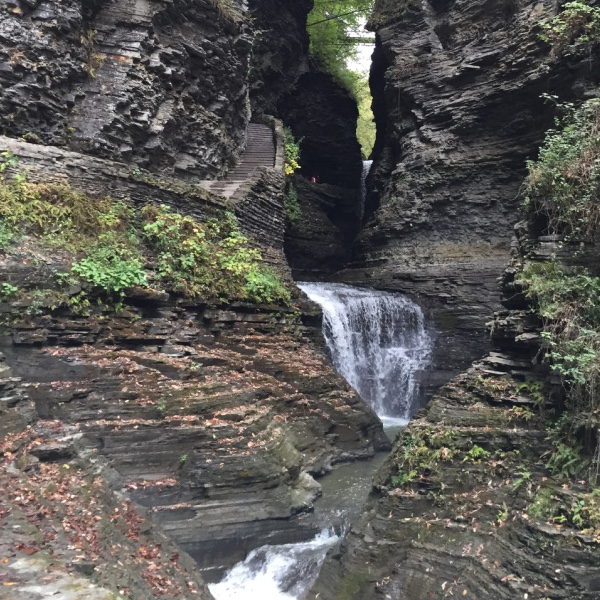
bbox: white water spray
[209,529,339,600]
[298,282,432,422]
[359,160,373,222]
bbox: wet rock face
[0,0,252,179]
[285,177,359,279]
[341,0,600,386]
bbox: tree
[308,0,374,88]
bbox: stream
[209,281,431,600]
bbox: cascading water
[210,176,432,600]
[298,282,432,424]
[208,529,339,600]
[358,160,373,222]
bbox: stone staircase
[202,123,276,199]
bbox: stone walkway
[201,123,276,199]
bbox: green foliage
[284,183,301,222]
[306,2,377,159]
[0,170,292,307]
[391,469,417,487]
[80,29,104,78]
[539,1,600,51]
[72,233,147,298]
[0,220,18,251]
[463,444,491,463]
[142,206,291,305]
[0,177,124,251]
[528,487,556,520]
[525,97,600,238]
[283,128,302,176]
[0,151,19,173]
[244,267,291,305]
[0,283,18,299]
[496,502,509,526]
[390,427,456,487]
[355,73,376,158]
[528,487,600,536]
[547,438,587,478]
[518,262,600,431]
[515,380,546,407]
[308,0,373,90]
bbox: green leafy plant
[284,183,301,222]
[391,469,417,487]
[0,170,292,308]
[308,0,373,88]
[80,29,105,78]
[539,1,600,52]
[72,234,147,298]
[390,428,457,487]
[546,439,586,478]
[463,444,491,463]
[142,206,291,305]
[0,151,19,173]
[283,128,302,176]
[0,220,18,250]
[0,282,18,299]
[496,502,509,526]
[524,97,600,239]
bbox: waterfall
[209,529,339,600]
[298,282,432,423]
[358,160,373,223]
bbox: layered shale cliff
[309,161,600,600]
[340,0,600,396]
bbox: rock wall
[340,0,600,392]
[285,176,358,279]
[247,0,313,118]
[309,134,600,600]
[0,0,252,179]
[0,1,380,595]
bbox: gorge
[1,0,600,599]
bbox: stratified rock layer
[0,0,251,178]
[342,0,600,391]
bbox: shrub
[0,168,292,307]
[72,233,147,298]
[142,206,291,305]
[519,262,600,426]
[539,1,600,52]
[308,0,373,89]
[525,97,600,239]
[244,266,291,305]
[284,183,301,222]
[283,128,302,176]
